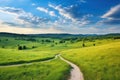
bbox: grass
[0,59,70,80]
[0,36,120,80]
[0,38,117,64]
[0,48,57,65]
[62,41,120,80]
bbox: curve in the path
[59,55,84,80]
[0,54,84,80]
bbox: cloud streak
[0,7,49,27]
[101,4,120,25]
[37,7,56,17]
[48,3,92,26]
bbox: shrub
[82,43,85,47]
[23,45,27,49]
[59,40,65,43]
[18,46,22,50]
[32,46,36,48]
[2,46,5,48]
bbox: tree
[55,42,58,45]
[32,46,36,48]
[2,46,5,48]
[6,39,8,41]
[18,46,22,50]
[23,45,27,49]
[59,40,65,43]
[82,43,85,47]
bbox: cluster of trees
[82,43,95,47]
[114,37,120,39]
[18,45,27,50]
[41,39,54,43]
[18,45,37,50]
[0,39,9,42]
[15,38,37,42]
[59,40,65,43]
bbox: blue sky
[0,0,120,34]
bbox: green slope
[62,41,120,80]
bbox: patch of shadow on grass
[0,57,54,66]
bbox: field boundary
[0,56,54,66]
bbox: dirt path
[59,55,84,80]
[0,55,84,80]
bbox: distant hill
[0,32,83,38]
[0,32,120,39]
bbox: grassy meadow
[0,59,70,80]
[62,41,120,80]
[0,33,120,80]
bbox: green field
[0,59,70,80]
[0,33,120,80]
[62,41,120,80]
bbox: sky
[0,0,120,34]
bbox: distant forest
[0,32,120,40]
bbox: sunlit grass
[0,48,56,65]
[0,36,120,80]
[62,41,120,80]
[0,59,70,80]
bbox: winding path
[58,55,84,80]
[0,55,84,80]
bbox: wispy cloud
[48,4,76,21]
[48,3,92,26]
[32,3,36,6]
[37,7,48,13]
[101,4,120,25]
[37,7,56,17]
[0,21,63,34]
[79,0,86,3]
[0,7,49,27]
[0,0,119,34]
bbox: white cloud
[102,4,120,19]
[48,3,92,26]
[101,4,120,25]
[48,4,76,21]
[49,11,56,16]
[0,21,63,34]
[37,7,56,17]
[0,7,49,27]
[37,7,48,13]
[79,0,86,3]
[32,3,36,6]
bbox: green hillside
[62,41,120,80]
[0,33,120,80]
